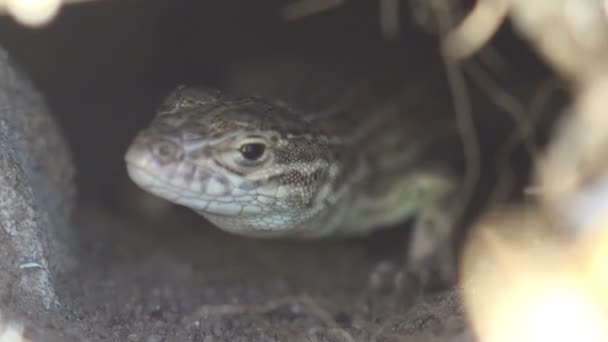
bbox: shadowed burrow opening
[0,0,561,340]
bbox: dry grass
[440,1,608,341]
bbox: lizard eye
[239,143,266,161]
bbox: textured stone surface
[0,46,75,314]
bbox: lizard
[124,47,467,285]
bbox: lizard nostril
[152,141,184,163]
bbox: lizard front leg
[406,195,461,288]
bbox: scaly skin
[125,52,465,282]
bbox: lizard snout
[125,136,185,171]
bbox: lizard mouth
[125,162,263,217]
[125,137,207,199]
[125,144,270,219]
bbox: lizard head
[125,86,341,237]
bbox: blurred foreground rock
[0,45,74,320]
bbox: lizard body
[125,49,465,280]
